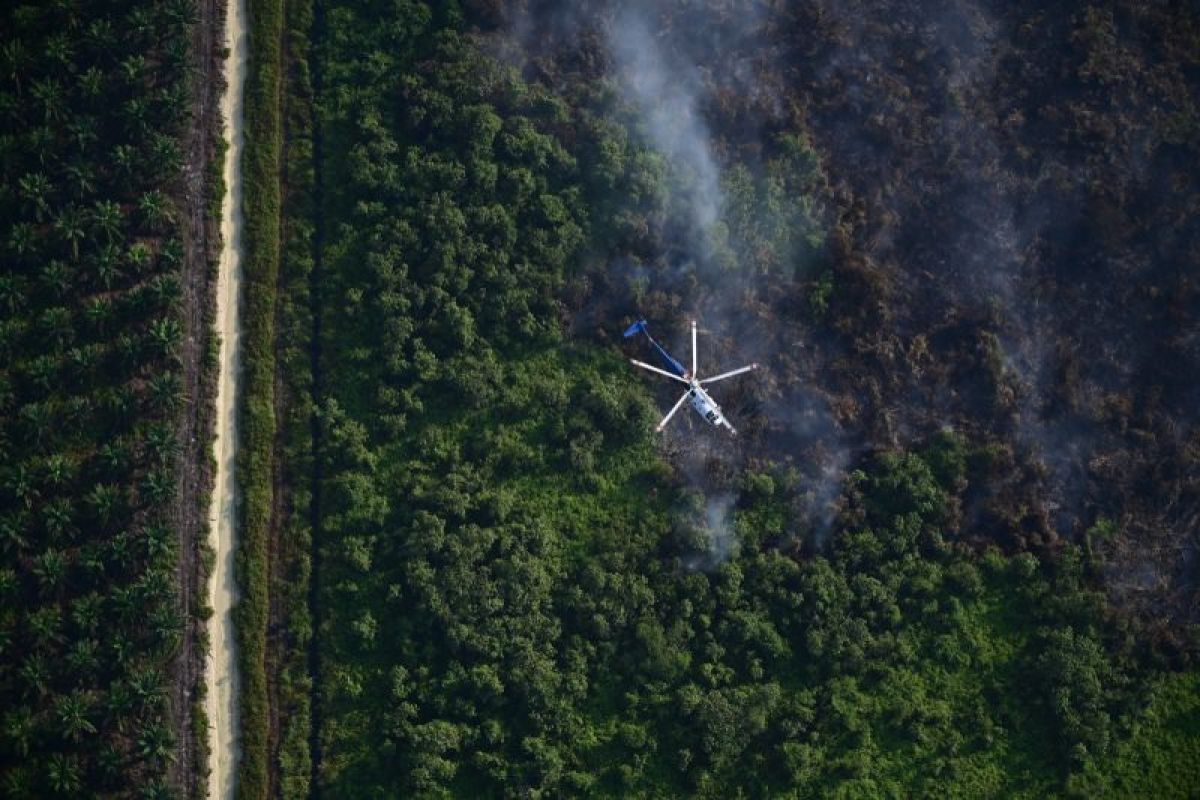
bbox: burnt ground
[505,0,1200,640]
[168,0,225,796]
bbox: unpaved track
[208,0,248,796]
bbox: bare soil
[207,0,250,795]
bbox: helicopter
[624,319,759,435]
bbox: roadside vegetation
[236,0,286,796]
[269,0,321,794]
[0,1,199,796]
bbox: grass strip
[236,0,285,796]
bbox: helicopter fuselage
[685,378,732,431]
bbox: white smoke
[607,7,724,235]
[704,492,738,562]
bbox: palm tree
[147,374,183,414]
[142,521,174,559]
[5,463,38,509]
[19,402,52,446]
[65,161,95,201]
[126,7,156,45]
[31,77,65,122]
[0,321,16,367]
[56,691,97,742]
[91,199,122,242]
[141,780,175,800]
[86,483,121,525]
[77,66,104,101]
[97,742,124,783]
[112,143,137,186]
[148,316,182,358]
[160,81,190,123]
[49,0,83,32]
[71,592,102,633]
[120,54,146,86]
[106,383,136,422]
[1,767,33,800]
[85,296,114,334]
[0,567,16,597]
[124,96,150,138]
[104,681,135,733]
[110,585,139,624]
[1,40,29,94]
[33,548,67,592]
[27,606,63,649]
[43,498,74,542]
[109,632,133,673]
[115,333,140,368]
[66,116,97,155]
[166,0,200,28]
[149,273,181,307]
[28,355,58,393]
[98,440,131,473]
[138,190,173,231]
[8,222,37,259]
[66,638,100,676]
[149,603,182,656]
[67,344,98,379]
[139,567,173,605]
[39,261,73,299]
[128,665,165,710]
[3,706,34,758]
[0,512,29,554]
[144,424,179,463]
[164,37,191,78]
[63,395,90,433]
[0,274,26,314]
[79,543,105,580]
[19,654,50,696]
[160,237,183,268]
[54,205,86,261]
[45,32,73,70]
[151,133,182,176]
[141,468,176,504]
[127,241,152,273]
[85,19,116,59]
[40,306,73,347]
[94,243,123,289]
[106,534,135,573]
[46,753,83,795]
[18,172,51,222]
[137,722,175,767]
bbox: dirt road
[207,0,248,796]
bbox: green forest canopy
[297,2,1200,797]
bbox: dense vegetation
[235,0,286,795]
[247,0,1198,797]
[0,1,199,796]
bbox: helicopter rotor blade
[699,363,759,385]
[630,359,689,385]
[655,390,692,432]
[691,320,698,378]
